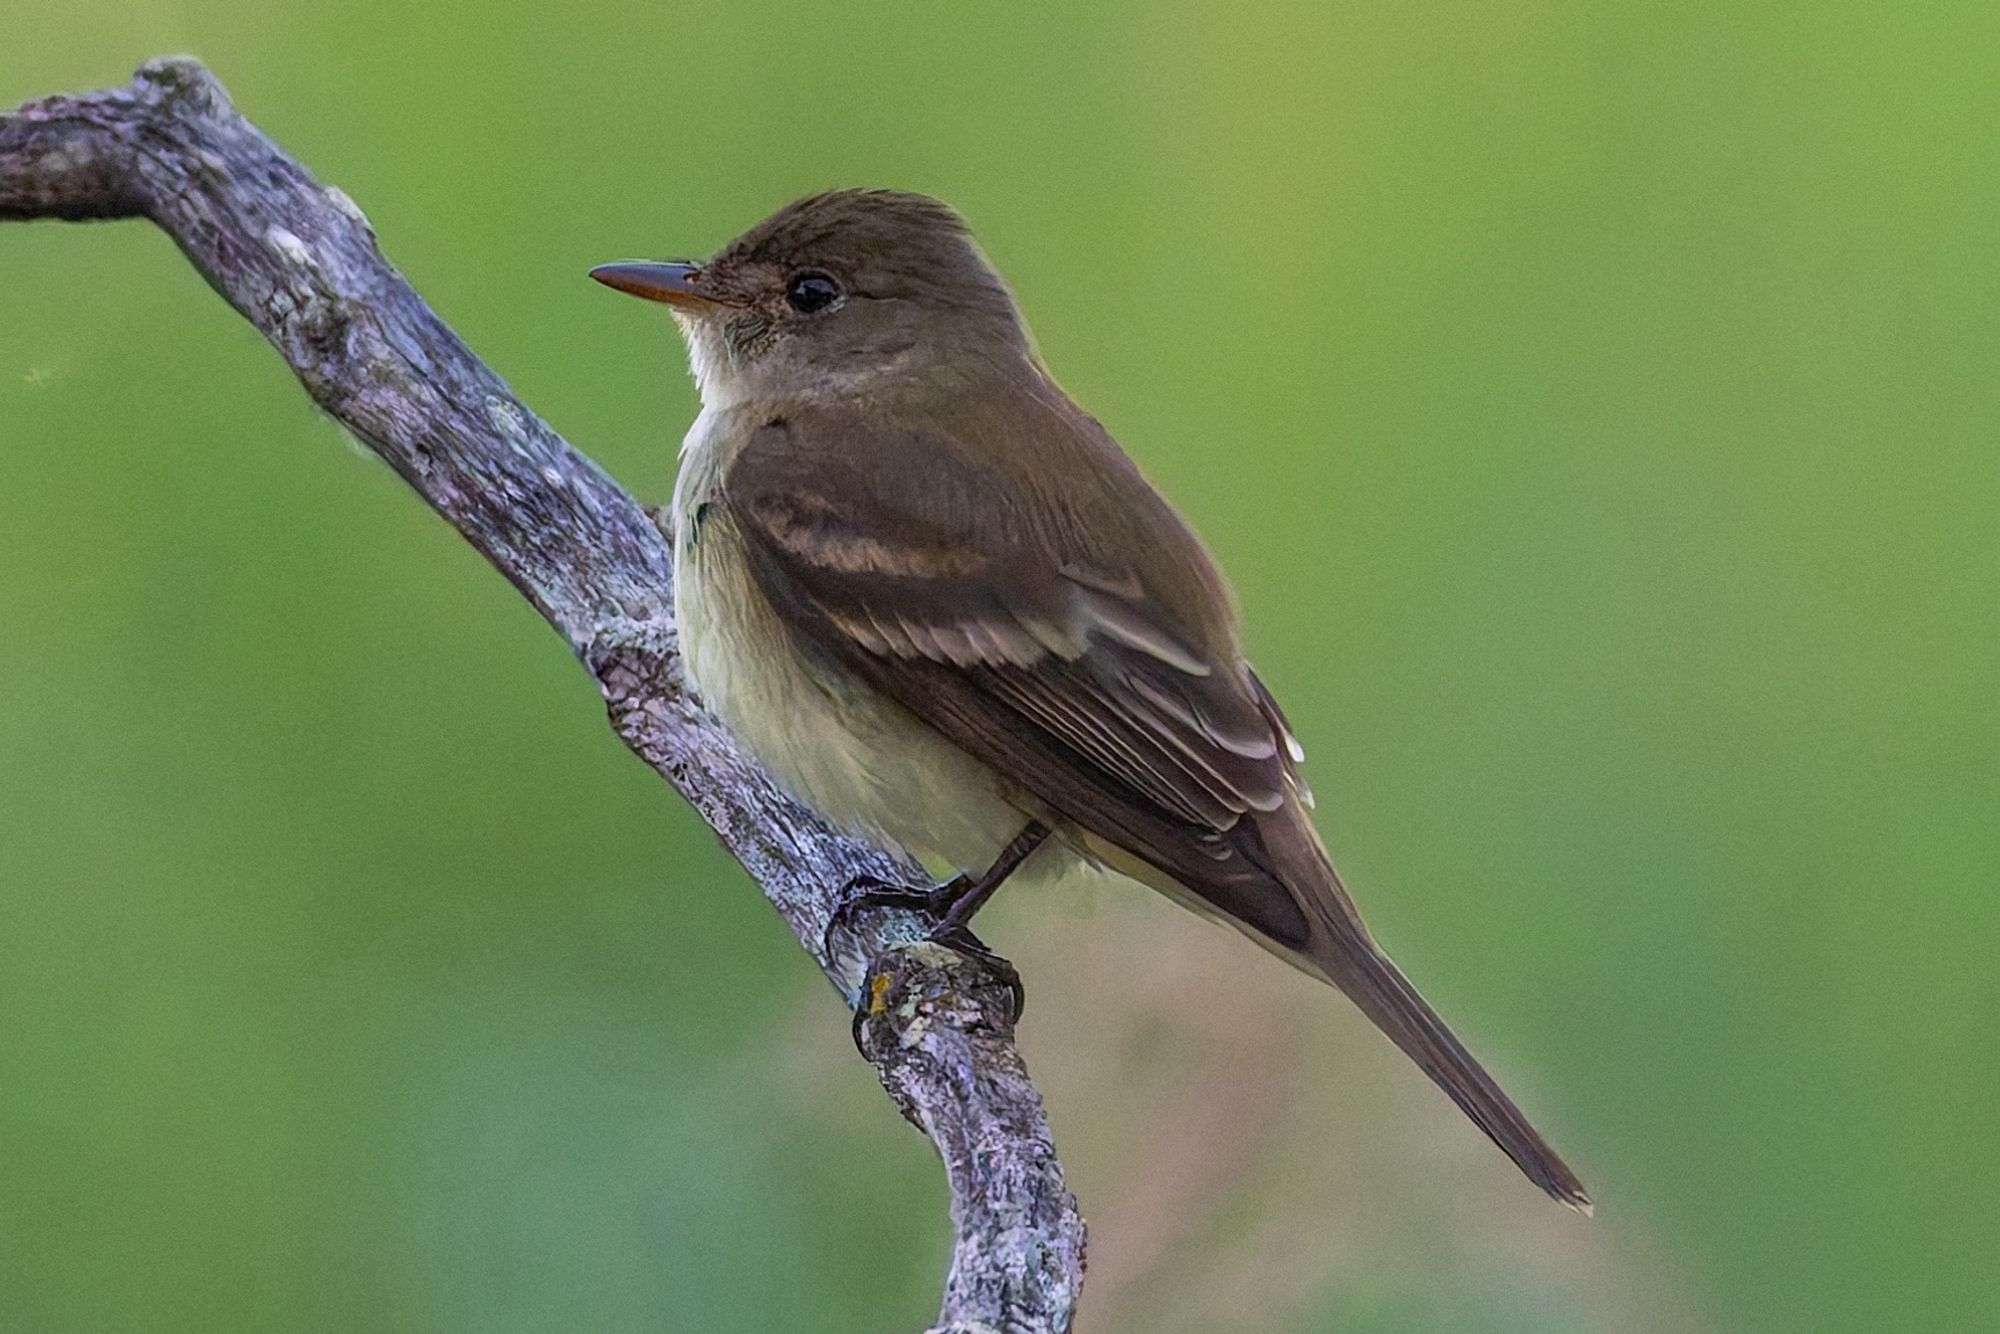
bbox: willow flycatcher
[591,190,1588,1211]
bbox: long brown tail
[1249,807,1592,1212]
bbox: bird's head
[592,189,1029,407]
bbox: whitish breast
[669,421,1023,874]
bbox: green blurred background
[4,3,1994,1331]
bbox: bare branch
[1,57,1083,1334]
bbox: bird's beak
[588,261,732,311]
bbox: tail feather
[1312,900,1591,1211]
[1247,808,1592,1212]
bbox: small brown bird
[592,190,1589,1211]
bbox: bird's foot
[833,871,972,924]
[826,874,1027,1036]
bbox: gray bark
[1,57,1083,1334]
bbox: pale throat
[671,313,738,412]
[673,313,930,423]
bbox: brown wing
[722,407,1319,947]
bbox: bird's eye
[785,271,842,314]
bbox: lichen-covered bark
[1,58,1083,1334]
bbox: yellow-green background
[4,4,1993,1331]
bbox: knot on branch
[262,233,360,379]
[587,615,687,710]
[134,56,234,119]
[856,941,1018,1115]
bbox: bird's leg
[933,820,1049,934]
[827,821,1050,1024]
[833,821,1049,929]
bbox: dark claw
[933,925,1027,1024]
[855,872,969,920]
[820,872,952,964]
